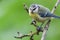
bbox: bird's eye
[33,8,36,10]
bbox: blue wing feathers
[39,12,60,18]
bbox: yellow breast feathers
[29,13,39,19]
[29,13,49,22]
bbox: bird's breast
[29,13,38,18]
[29,13,48,22]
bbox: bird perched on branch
[29,4,60,26]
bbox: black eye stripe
[33,8,36,10]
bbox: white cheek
[33,8,38,13]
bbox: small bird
[29,4,60,26]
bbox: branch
[14,26,43,40]
[14,19,43,40]
[51,0,60,13]
[41,0,60,40]
[23,3,29,13]
[14,31,36,39]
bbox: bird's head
[29,4,40,14]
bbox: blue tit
[29,4,60,23]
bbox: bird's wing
[38,12,54,17]
[39,12,60,18]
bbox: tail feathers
[39,12,60,19]
[52,15,60,19]
[45,13,60,19]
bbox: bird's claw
[31,21,36,25]
[36,26,43,35]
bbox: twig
[41,0,60,40]
[24,3,29,13]
[51,0,60,13]
[14,29,43,39]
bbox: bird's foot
[36,26,43,35]
[31,20,36,25]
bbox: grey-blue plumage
[39,12,60,18]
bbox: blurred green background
[0,0,60,40]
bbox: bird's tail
[46,13,60,19]
[51,14,60,19]
[39,12,60,19]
